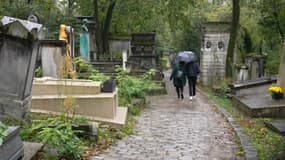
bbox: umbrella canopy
[176,51,197,63]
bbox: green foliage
[128,105,141,116]
[74,57,109,82]
[205,87,285,160]
[265,49,281,74]
[30,114,87,160]
[97,115,136,149]
[0,122,8,146]
[35,66,43,78]
[115,66,160,105]
[243,119,285,160]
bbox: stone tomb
[0,16,43,160]
[0,16,42,119]
[31,78,128,127]
[129,32,159,74]
[200,22,231,86]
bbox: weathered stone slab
[32,78,101,96]
[265,120,285,136]
[23,142,43,160]
[32,90,118,119]
[232,84,285,117]
[40,40,66,78]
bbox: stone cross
[278,41,285,96]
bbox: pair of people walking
[170,61,200,100]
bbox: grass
[202,87,285,160]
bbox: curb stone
[197,88,258,160]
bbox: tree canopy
[0,0,284,74]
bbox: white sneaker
[189,96,193,100]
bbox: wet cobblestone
[97,71,244,160]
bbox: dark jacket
[185,62,200,77]
[170,64,186,87]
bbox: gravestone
[0,16,42,119]
[109,37,131,61]
[0,16,43,160]
[129,32,160,75]
[244,55,266,80]
[278,42,285,97]
[200,22,231,86]
[40,40,66,78]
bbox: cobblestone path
[97,71,244,160]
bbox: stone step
[31,89,118,119]
[31,106,127,127]
[32,77,101,96]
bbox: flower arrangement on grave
[269,85,284,100]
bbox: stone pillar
[0,16,42,119]
[278,42,285,96]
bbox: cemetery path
[97,70,244,160]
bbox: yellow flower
[269,86,283,93]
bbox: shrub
[0,122,8,146]
[115,66,160,105]
[74,57,109,83]
[31,114,87,160]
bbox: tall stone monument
[200,22,231,85]
[0,16,42,119]
[278,42,285,96]
[80,19,90,61]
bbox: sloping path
[97,71,244,160]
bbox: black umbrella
[176,51,197,63]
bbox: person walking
[185,61,200,100]
[170,62,187,99]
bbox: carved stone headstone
[200,22,231,86]
[0,16,42,119]
[278,42,285,96]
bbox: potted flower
[269,85,284,100]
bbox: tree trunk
[93,0,116,60]
[94,0,103,60]
[226,0,240,78]
[102,0,116,60]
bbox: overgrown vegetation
[202,85,285,160]
[115,66,160,106]
[74,57,109,83]
[0,122,8,146]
